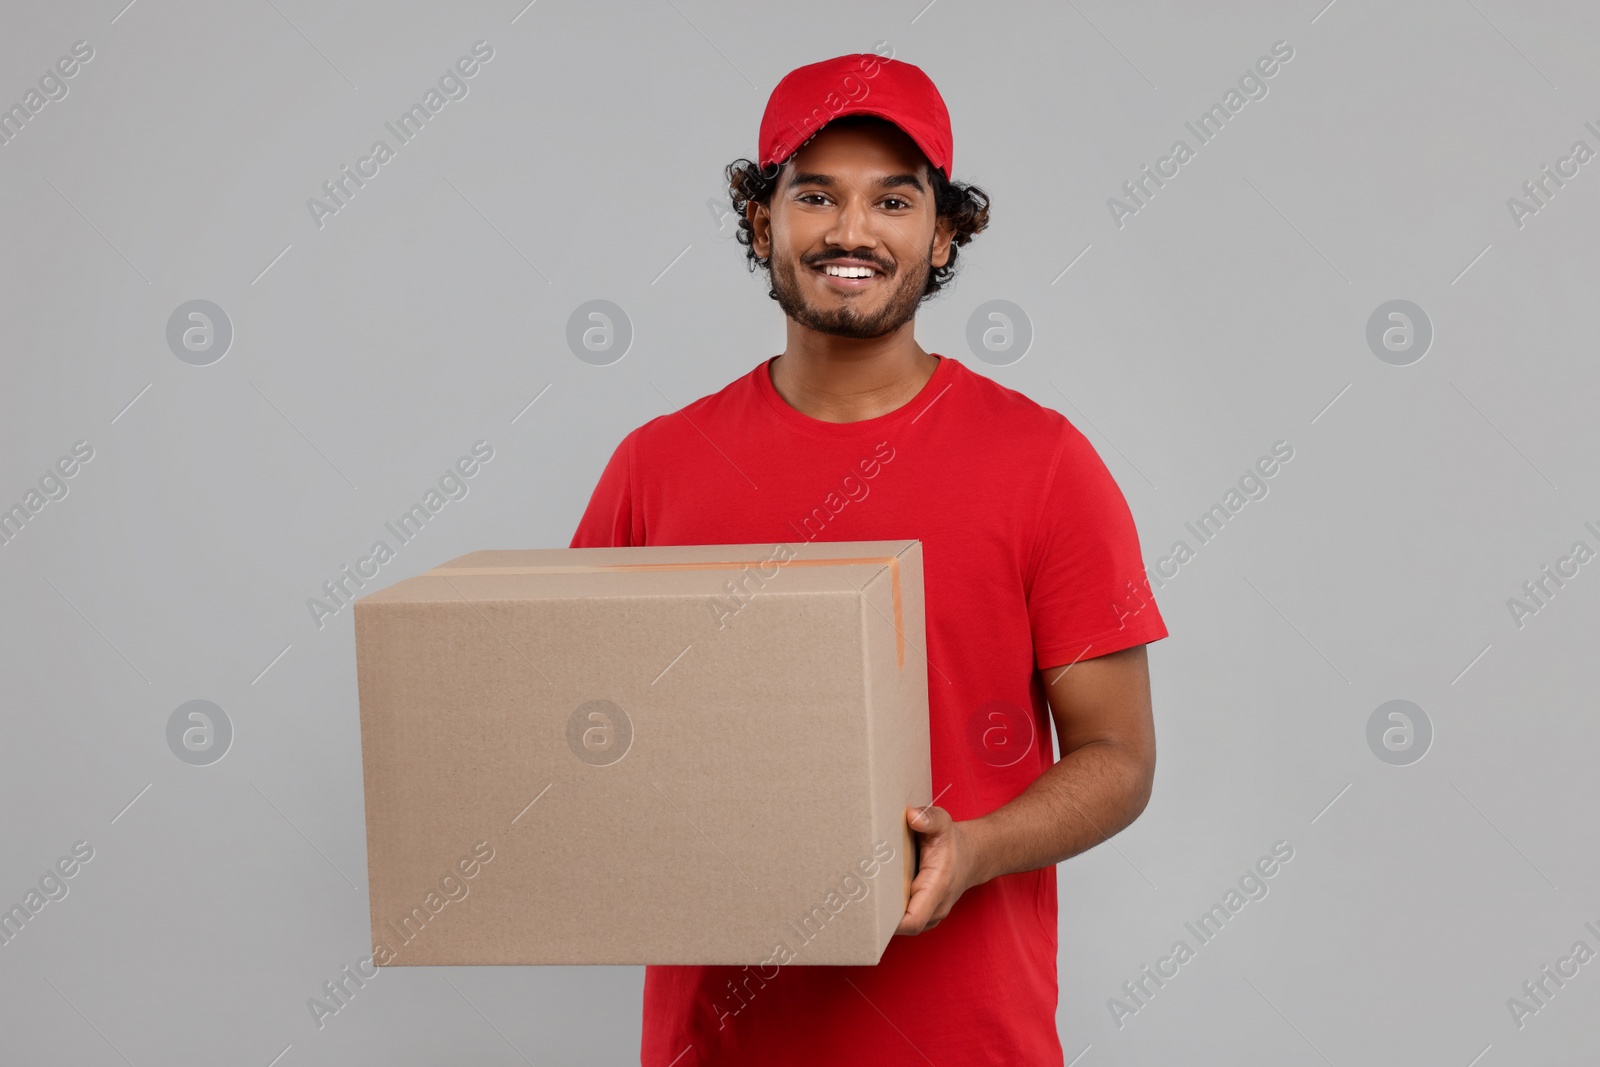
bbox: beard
[768,241,933,340]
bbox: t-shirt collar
[756,353,955,437]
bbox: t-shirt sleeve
[1027,420,1168,670]
[569,428,639,549]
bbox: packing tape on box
[423,556,907,668]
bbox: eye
[797,192,831,206]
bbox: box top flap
[354,540,921,607]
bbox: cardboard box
[353,539,930,966]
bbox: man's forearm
[963,740,1153,884]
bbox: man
[570,52,1169,1066]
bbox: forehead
[781,120,931,185]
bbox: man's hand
[895,804,988,935]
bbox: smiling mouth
[812,263,886,288]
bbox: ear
[930,210,955,270]
[747,197,772,260]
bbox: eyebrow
[787,171,927,194]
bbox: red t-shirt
[569,352,1168,1066]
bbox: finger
[896,867,947,935]
[897,883,937,935]
[907,803,951,834]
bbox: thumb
[907,804,948,833]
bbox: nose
[824,186,878,256]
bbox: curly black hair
[725,115,990,301]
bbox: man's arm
[897,643,1157,934]
[969,643,1157,877]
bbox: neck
[771,322,938,424]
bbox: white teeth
[823,265,876,278]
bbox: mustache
[804,253,892,274]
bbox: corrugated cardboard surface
[353,540,931,965]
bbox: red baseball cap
[758,53,953,181]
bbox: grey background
[2,0,1597,1064]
